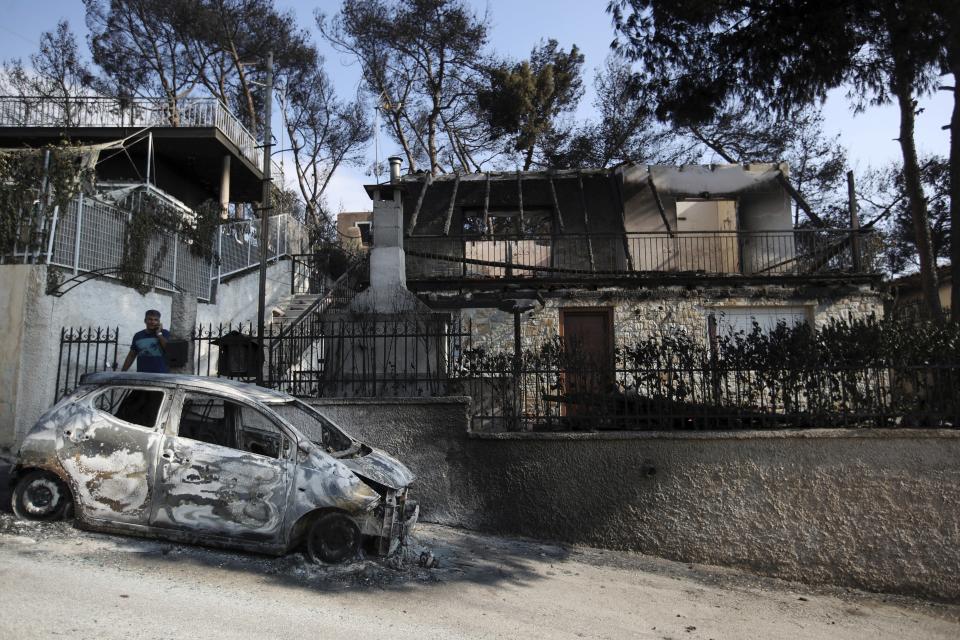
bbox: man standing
[121,309,170,373]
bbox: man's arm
[155,324,168,350]
[121,349,136,371]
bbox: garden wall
[313,396,960,601]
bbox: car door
[57,385,168,525]
[149,390,293,541]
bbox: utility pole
[256,51,274,386]
[847,170,861,272]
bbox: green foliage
[116,193,220,292]
[0,144,94,255]
[460,316,960,427]
[477,40,584,170]
[321,0,489,174]
[861,155,951,275]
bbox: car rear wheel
[12,470,72,521]
[306,512,360,564]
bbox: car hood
[340,448,415,491]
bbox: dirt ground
[1,510,958,640]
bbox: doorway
[559,308,614,419]
[676,199,739,272]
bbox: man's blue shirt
[131,329,171,373]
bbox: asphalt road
[1,508,959,640]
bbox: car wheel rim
[310,515,360,563]
[23,478,61,516]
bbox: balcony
[0,95,261,167]
[405,229,880,283]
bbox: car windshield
[271,401,354,454]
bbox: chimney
[388,156,402,183]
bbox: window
[273,401,353,454]
[177,393,288,459]
[93,387,164,429]
[712,306,810,337]
[237,406,286,459]
[462,209,552,237]
[356,221,372,246]
[178,394,235,449]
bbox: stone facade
[461,284,884,355]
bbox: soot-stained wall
[314,397,960,601]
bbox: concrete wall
[0,261,291,448]
[196,260,290,328]
[0,266,171,448]
[314,396,960,601]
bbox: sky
[0,0,954,213]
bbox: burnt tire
[306,512,361,564]
[12,470,72,521]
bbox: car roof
[80,372,295,405]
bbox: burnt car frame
[9,372,418,563]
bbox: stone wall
[313,396,960,601]
[462,284,884,353]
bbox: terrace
[0,96,264,203]
[393,167,881,287]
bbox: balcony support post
[220,155,231,219]
[578,172,595,271]
[611,173,635,272]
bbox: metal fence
[7,192,306,300]
[191,315,467,399]
[54,326,120,401]
[406,229,881,280]
[460,355,960,432]
[59,316,960,432]
[0,96,262,168]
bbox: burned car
[9,372,418,563]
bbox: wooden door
[560,309,614,418]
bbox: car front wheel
[12,470,72,521]
[306,512,360,564]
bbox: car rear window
[93,387,165,429]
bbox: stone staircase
[268,292,324,331]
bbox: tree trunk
[427,110,439,175]
[894,83,943,321]
[389,113,417,173]
[523,143,536,171]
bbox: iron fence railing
[406,229,881,280]
[191,313,465,399]
[54,326,120,401]
[55,313,960,431]
[184,314,960,432]
[460,359,959,432]
[0,96,263,168]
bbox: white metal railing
[0,96,263,168]
[5,192,306,301]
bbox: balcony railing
[0,96,262,168]
[406,229,880,280]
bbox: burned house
[360,160,883,430]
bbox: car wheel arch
[288,507,357,551]
[11,466,77,521]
